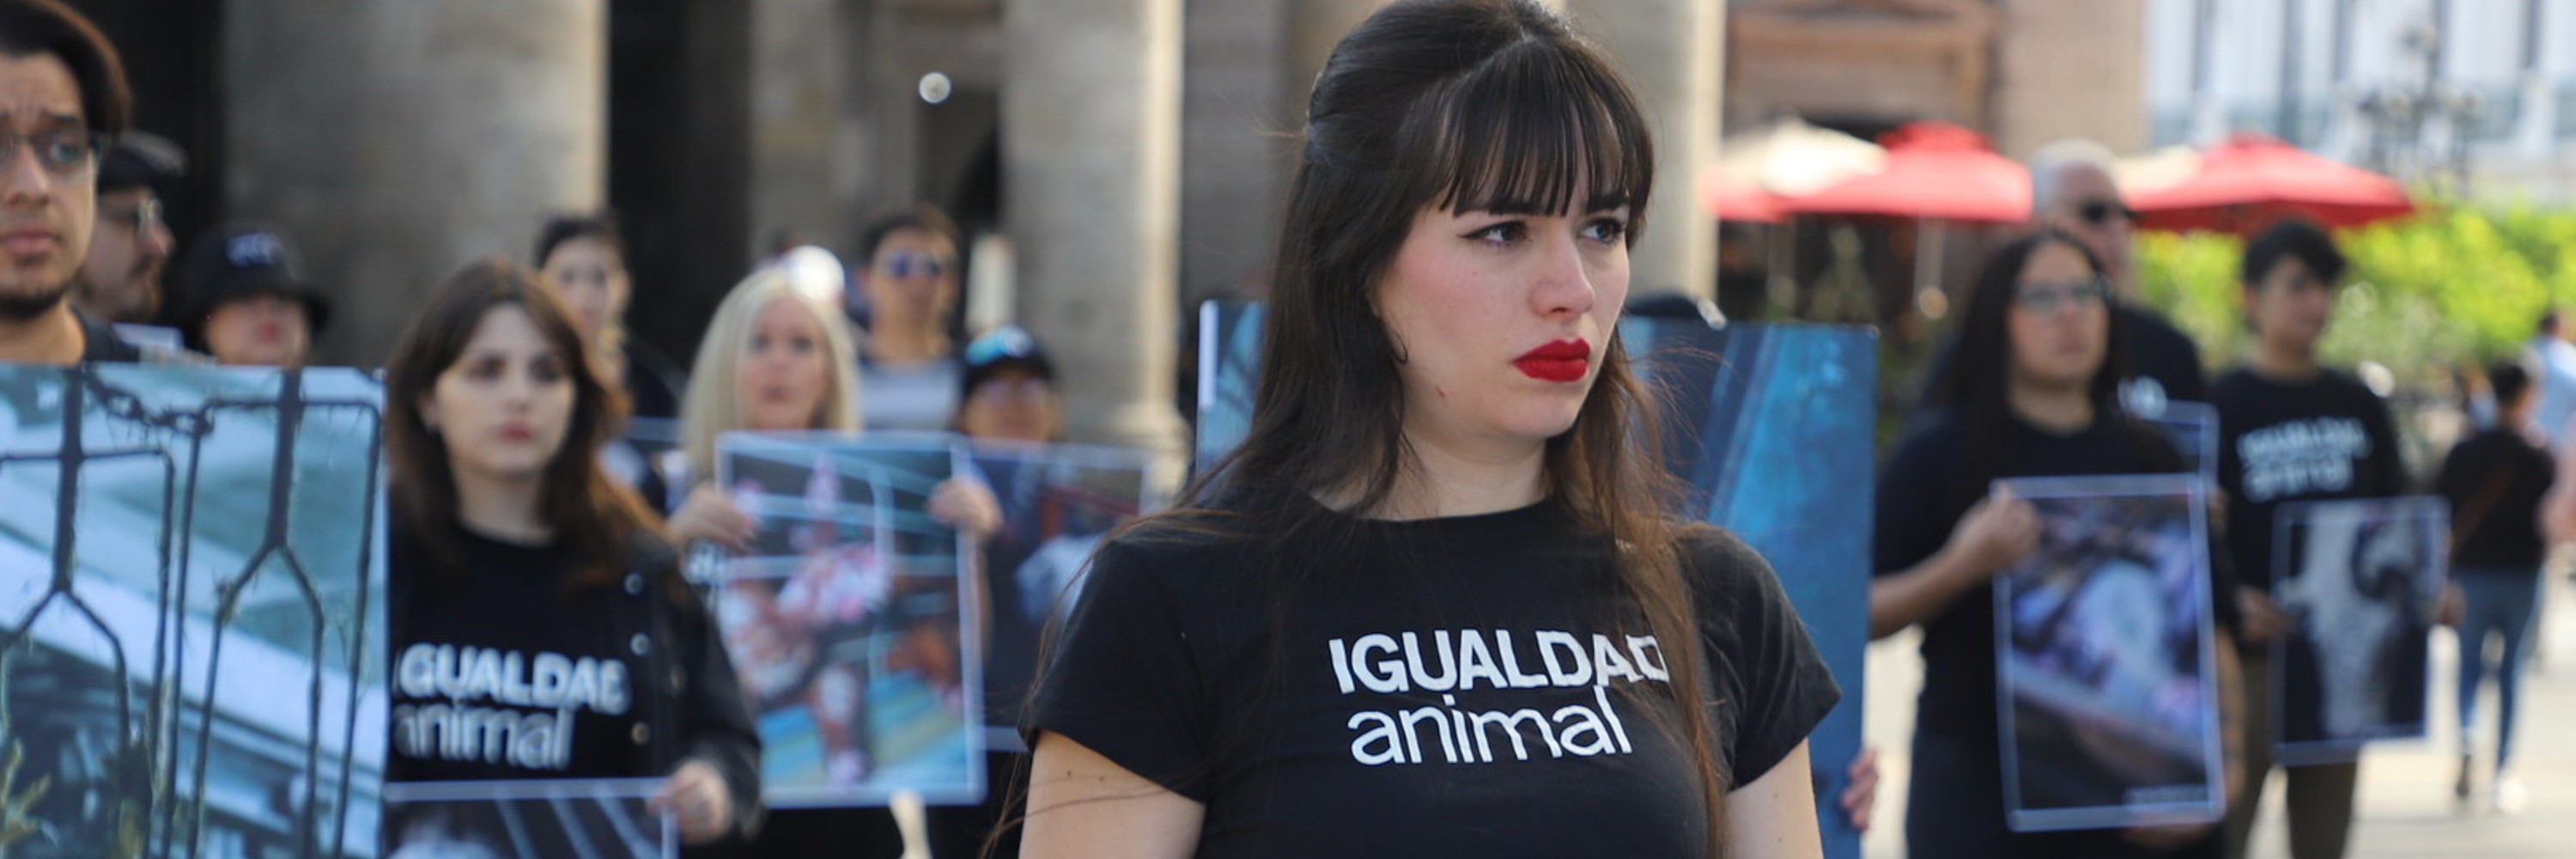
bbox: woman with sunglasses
[1868,230,2241,859]
[853,204,969,432]
[384,260,761,853]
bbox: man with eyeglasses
[2211,219,2402,859]
[2026,140,2208,416]
[852,204,969,432]
[73,130,179,331]
[0,0,146,367]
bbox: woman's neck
[2006,377,2095,433]
[1347,433,1546,521]
[866,326,949,364]
[453,470,552,544]
[2252,338,2322,382]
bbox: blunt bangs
[1406,38,1652,235]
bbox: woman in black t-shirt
[384,260,762,852]
[1868,231,2240,859]
[1019,2,1838,856]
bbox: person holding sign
[1869,230,2243,859]
[1019,2,1838,856]
[2211,220,2405,859]
[382,260,763,851]
[669,266,999,858]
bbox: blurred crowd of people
[4,0,2570,857]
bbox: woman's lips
[1514,338,1590,382]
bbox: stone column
[748,0,855,262]
[1178,0,1291,311]
[1003,0,1188,456]
[1567,0,1719,302]
[225,0,605,367]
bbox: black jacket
[388,516,764,854]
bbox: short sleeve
[1021,540,1217,801]
[1694,536,1842,789]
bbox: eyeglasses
[2077,199,2138,226]
[2012,277,2112,314]
[98,197,162,234]
[879,250,949,279]
[0,128,102,176]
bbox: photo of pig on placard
[1992,474,2223,833]
[2270,497,2448,765]
[711,432,981,807]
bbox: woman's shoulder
[1674,525,1781,606]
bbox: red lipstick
[1514,338,1590,382]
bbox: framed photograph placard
[1991,473,2224,832]
[2269,496,2448,766]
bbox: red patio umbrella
[1777,122,2031,223]
[2129,133,2415,233]
[1698,169,1784,223]
[1774,123,2029,314]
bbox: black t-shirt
[75,307,143,362]
[1026,498,1838,858]
[1873,408,2224,858]
[2211,368,2406,594]
[1874,408,2209,748]
[2437,429,2555,570]
[388,527,653,782]
[2117,302,2209,407]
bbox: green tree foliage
[2136,204,2576,382]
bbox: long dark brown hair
[384,258,662,588]
[1928,229,2168,508]
[1136,0,1724,850]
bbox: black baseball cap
[95,131,183,194]
[960,325,1055,398]
[171,223,331,351]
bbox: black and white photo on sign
[1991,474,2224,832]
[2270,496,2448,765]
[382,778,672,859]
[709,431,982,807]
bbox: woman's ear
[417,393,442,435]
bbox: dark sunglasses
[880,250,950,279]
[2078,199,2138,226]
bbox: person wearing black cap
[952,325,1063,444]
[75,129,179,326]
[172,222,331,366]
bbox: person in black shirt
[2212,220,2401,859]
[382,259,762,853]
[2435,362,2553,813]
[1021,2,1838,856]
[1872,229,2241,859]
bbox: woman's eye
[1583,217,1628,244]
[530,360,565,385]
[1466,222,1526,246]
[790,336,817,356]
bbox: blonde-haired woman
[667,266,997,859]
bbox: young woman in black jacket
[382,259,762,851]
